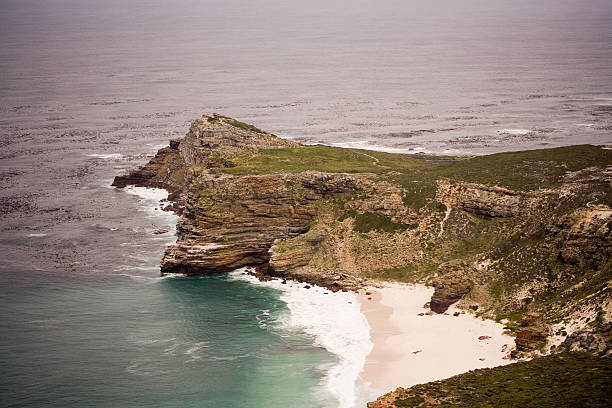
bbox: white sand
[358,282,515,396]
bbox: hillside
[367,352,612,408]
[113,114,612,401]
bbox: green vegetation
[218,145,426,175]
[593,309,607,329]
[364,265,418,282]
[495,310,526,333]
[438,144,612,191]
[217,143,611,211]
[396,144,612,209]
[386,353,612,408]
[172,168,185,184]
[401,179,438,209]
[340,209,413,233]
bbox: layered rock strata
[161,171,370,284]
[113,114,612,361]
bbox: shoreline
[358,282,515,395]
[229,269,372,408]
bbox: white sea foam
[498,128,530,135]
[229,269,372,408]
[111,273,162,283]
[123,186,178,241]
[331,140,424,154]
[158,273,188,279]
[123,186,170,203]
[88,153,123,159]
[112,185,179,282]
[26,233,48,237]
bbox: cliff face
[161,171,369,283]
[113,114,612,357]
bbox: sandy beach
[358,283,515,395]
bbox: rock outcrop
[553,206,612,269]
[178,114,297,168]
[112,142,184,192]
[559,325,612,357]
[430,260,474,313]
[514,312,549,353]
[437,179,528,218]
[161,171,370,278]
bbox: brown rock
[112,145,186,195]
[437,179,526,218]
[553,207,612,270]
[430,260,473,313]
[514,312,549,352]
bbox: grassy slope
[380,353,611,408]
[218,145,427,175]
[220,143,612,188]
[438,144,612,190]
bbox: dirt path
[358,151,381,166]
[438,203,452,237]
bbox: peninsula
[113,114,612,406]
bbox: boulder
[514,312,549,353]
[430,259,473,313]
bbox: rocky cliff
[113,114,612,401]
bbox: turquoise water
[0,187,372,407]
[1,270,338,407]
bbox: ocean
[1,0,612,407]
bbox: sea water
[0,187,371,407]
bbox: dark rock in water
[152,229,168,235]
[430,260,473,313]
[111,145,185,192]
